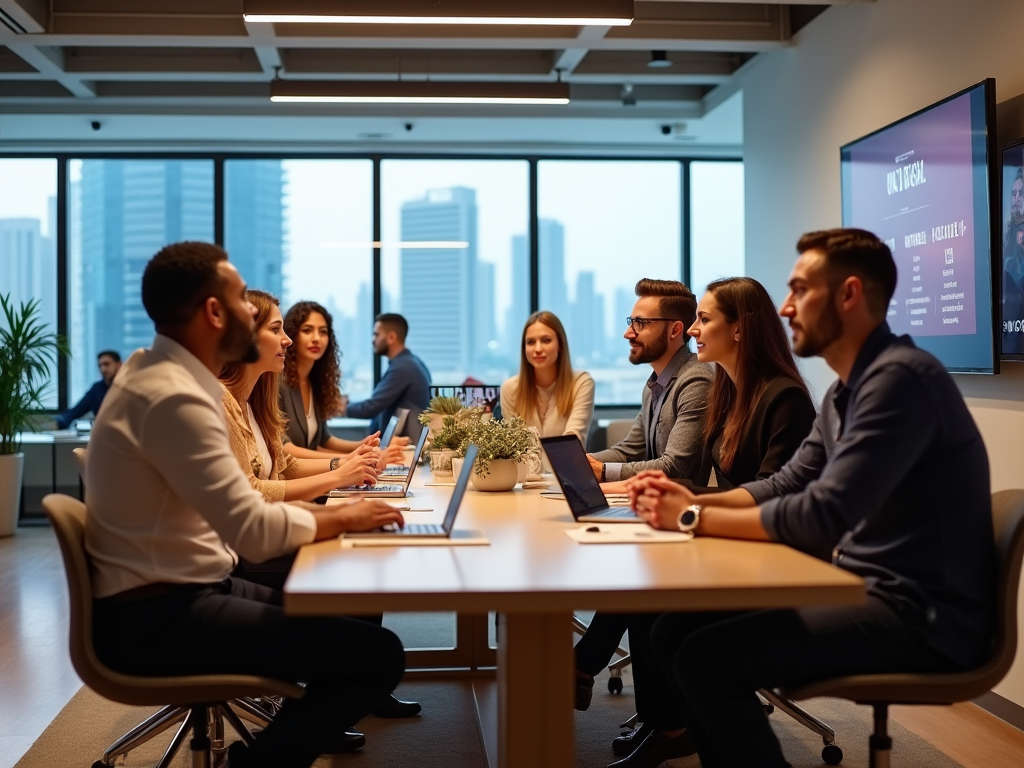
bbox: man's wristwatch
[677,504,702,533]
[600,463,607,483]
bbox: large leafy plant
[466,416,535,477]
[418,394,465,425]
[0,295,69,455]
[427,408,484,452]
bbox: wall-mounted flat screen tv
[999,138,1024,360]
[841,79,999,374]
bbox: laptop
[330,426,428,498]
[380,408,414,476]
[540,434,641,523]
[346,443,477,539]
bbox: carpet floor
[14,666,962,768]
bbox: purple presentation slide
[845,92,977,337]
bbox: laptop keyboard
[389,523,442,535]
[338,483,405,492]
[381,465,410,475]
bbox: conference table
[284,471,864,768]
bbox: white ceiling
[0,1,849,151]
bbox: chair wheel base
[821,744,843,765]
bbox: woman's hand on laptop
[377,442,406,470]
[331,453,379,489]
[310,499,405,539]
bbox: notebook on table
[540,435,641,523]
[346,443,478,539]
[330,426,428,499]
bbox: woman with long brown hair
[220,290,380,502]
[500,310,594,446]
[279,300,406,465]
[573,277,816,768]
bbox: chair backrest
[986,489,1024,683]
[605,419,634,449]
[72,447,87,479]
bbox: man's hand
[313,499,406,539]
[586,453,604,480]
[628,473,696,531]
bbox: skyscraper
[225,160,286,298]
[537,218,567,318]
[505,233,531,359]
[399,187,478,376]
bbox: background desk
[286,473,864,768]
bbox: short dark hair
[634,278,698,330]
[375,313,409,343]
[797,228,897,319]
[142,242,229,329]
[96,350,121,363]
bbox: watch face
[680,509,697,527]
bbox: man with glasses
[586,278,713,491]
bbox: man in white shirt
[86,241,408,768]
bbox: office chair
[777,489,1024,768]
[44,494,303,768]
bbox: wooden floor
[2,526,1023,768]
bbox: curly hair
[282,301,345,418]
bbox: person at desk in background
[53,350,121,428]
[573,276,817,767]
[343,313,431,441]
[500,310,594,454]
[221,289,422,722]
[279,300,407,465]
[220,290,380,503]
[87,241,411,768]
[630,228,995,768]
[587,278,713,494]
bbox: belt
[103,580,225,603]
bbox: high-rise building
[537,219,567,318]
[74,160,214,401]
[225,160,287,298]
[399,186,478,376]
[475,259,497,358]
[505,233,531,357]
[0,217,55,318]
[571,271,606,363]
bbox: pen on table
[388,506,433,512]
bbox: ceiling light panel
[270,80,571,105]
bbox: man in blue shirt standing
[344,313,431,440]
[625,229,995,768]
[54,350,121,428]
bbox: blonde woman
[500,311,594,450]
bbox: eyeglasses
[625,316,679,333]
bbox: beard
[220,305,260,364]
[792,295,844,358]
[629,325,671,365]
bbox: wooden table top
[284,472,864,616]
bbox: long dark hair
[701,277,807,472]
[220,289,287,449]
[282,301,344,418]
[514,311,575,419]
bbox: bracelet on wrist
[600,463,607,483]
[330,457,341,471]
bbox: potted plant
[426,408,482,477]
[418,394,465,439]
[0,294,69,536]
[466,416,535,492]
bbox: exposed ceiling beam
[244,19,280,79]
[552,25,611,77]
[0,0,47,34]
[5,42,95,96]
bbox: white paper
[564,524,693,544]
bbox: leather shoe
[371,693,422,717]
[607,729,697,768]
[575,670,595,711]
[611,722,652,756]
[324,730,366,754]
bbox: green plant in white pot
[426,408,482,476]
[467,416,534,492]
[418,394,466,442]
[0,294,69,536]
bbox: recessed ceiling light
[648,51,672,69]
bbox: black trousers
[93,577,405,768]
[649,597,959,768]
[574,611,684,730]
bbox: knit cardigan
[221,385,299,503]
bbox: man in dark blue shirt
[54,350,121,428]
[344,313,431,440]
[625,229,995,768]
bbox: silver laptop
[380,408,414,476]
[330,426,428,498]
[346,444,477,539]
[540,435,641,523]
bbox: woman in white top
[220,290,380,503]
[500,311,595,448]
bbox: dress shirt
[743,323,995,668]
[54,379,110,428]
[592,347,713,483]
[500,371,595,444]
[85,335,316,598]
[346,348,432,439]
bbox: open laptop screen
[540,435,609,514]
[441,443,478,533]
[379,415,399,449]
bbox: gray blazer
[278,380,330,450]
[592,347,713,482]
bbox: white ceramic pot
[472,458,519,492]
[516,460,529,484]
[0,453,24,537]
[451,457,464,481]
[429,448,456,477]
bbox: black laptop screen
[540,435,609,514]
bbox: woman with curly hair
[280,300,406,465]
